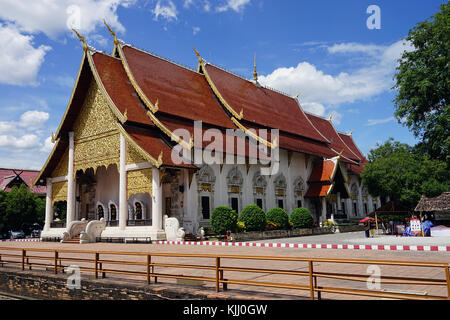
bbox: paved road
[255,231,450,247]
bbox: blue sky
[0,0,446,169]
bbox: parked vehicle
[9,230,25,239]
[31,229,41,238]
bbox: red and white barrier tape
[154,240,450,252]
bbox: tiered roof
[34,29,367,187]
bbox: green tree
[393,3,450,163]
[2,184,43,231]
[361,138,450,210]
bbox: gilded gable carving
[52,181,68,204]
[72,80,120,173]
[51,147,69,178]
[127,168,152,198]
[126,140,147,165]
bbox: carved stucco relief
[72,80,120,174]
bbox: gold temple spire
[104,20,119,45]
[253,53,258,82]
[72,28,87,52]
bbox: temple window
[197,165,215,222]
[253,170,267,211]
[293,176,305,209]
[135,202,143,220]
[227,167,243,214]
[97,203,105,220]
[110,203,117,220]
[273,173,287,210]
[201,196,210,219]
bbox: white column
[152,167,163,231]
[119,133,127,230]
[44,178,53,231]
[321,197,327,223]
[66,131,75,227]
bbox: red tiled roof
[203,63,329,143]
[338,133,367,162]
[124,126,196,169]
[92,52,153,126]
[304,183,332,198]
[121,46,235,129]
[0,169,46,194]
[308,160,336,183]
[338,133,368,175]
[158,116,272,161]
[305,113,361,162]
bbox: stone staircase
[61,235,80,244]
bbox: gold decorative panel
[51,148,69,178]
[255,187,264,195]
[201,183,212,192]
[127,140,146,165]
[72,80,120,174]
[127,168,152,199]
[52,181,68,205]
[231,186,240,193]
[74,131,120,173]
[276,189,285,196]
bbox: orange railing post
[147,255,151,284]
[445,265,450,299]
[21,249,25,270]
[54,251,58,274]
[308,260,314,300]
[215,257,220,292]
[95,252,99,279]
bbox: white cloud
[193,26,201,35]
[152,0,178,21]
[0,134,40,149]
[0,24,51,86]
[259,40,413,118]
[365,116,396,126]
[0,0,134,38]
[300,102,325,117]
[0,110,50,153]
[40,136,55,153]
[19,110,50,129]
[216,0,251,13]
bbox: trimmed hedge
[266,207,290,230]
[290,207,314,228]
[210,206,238,235]
[238,204,266,231]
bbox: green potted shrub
[210,206,238,235]
[238,204,266,231]
[266,207,290,230]
[290,207,314,229]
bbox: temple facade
[35,29,380,242]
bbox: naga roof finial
[192,46,203,64]
[104,20,119,45]
[72,28,87,52]
[294,91,301,99]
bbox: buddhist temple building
[34,27,380,242]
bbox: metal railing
[0,246,448,300]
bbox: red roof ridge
[305,112,362,162]
[119,41,198,74]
